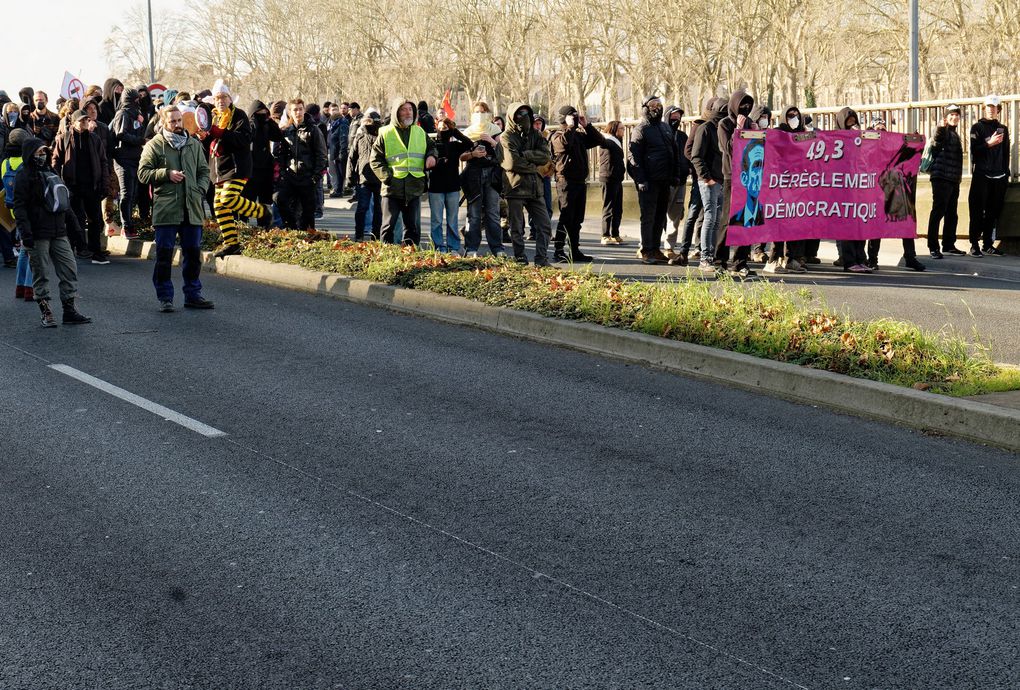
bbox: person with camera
[51,110,110,264]
[428,116,473,253]
[13,137,91,327]
[968,95,1010,257]
[550,105,605,263]
[460,102,504,257]
[276,98,328,231]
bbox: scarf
[164,128,188,150]
[464,120,502,142]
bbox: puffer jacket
[13,137,67,242]
[929,124,963,182]
[627,111,677,186]
[500,102,550,200]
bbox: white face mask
[470,112,489,127]
[565,115,576,127]
[758,117,769,128]
[788,116,800,129]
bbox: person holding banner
[831,107,872,273]
[203,80,269,257]
[689,98,728,275]
[717,89,756,278]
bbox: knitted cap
[211,79,231,97]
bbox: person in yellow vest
[369,99,437,246]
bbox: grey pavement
[1,258,1019,689]
[322,196,1020,364]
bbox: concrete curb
[106,241,1020,452]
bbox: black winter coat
[51,128,108,193]
[691,106,727,183]
[429,129,473,194]
[550,123,605,184]
[209,105,254,183]
[13,139,66,242]
[627,116,677,185]
[970,119,1010,178]
[930,124,963,182]
[249,100,282,172]
[598,137,626,183]
[277,118,328,186]
[111,90,145,165]
[346,126,380,187]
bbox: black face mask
[669,118,681,130]
[35,102,45,111]
[364,123,379,134]
[739,104,752,116]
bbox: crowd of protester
[0,79,1011,326]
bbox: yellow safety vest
[380,124,427,179]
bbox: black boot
[38,299,57,328]
[61,298,92,325]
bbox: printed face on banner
[726,130,924,245]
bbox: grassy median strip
[193,228,1016,397]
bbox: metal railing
[599,95,1020,182]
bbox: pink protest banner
[725,129,924,245]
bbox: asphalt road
[1,258,1018,689]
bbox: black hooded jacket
[718,90,754,180]
[346,118,381,187]
[99,78,123,125]
[277,114,328,186]
[834,107,860,131]
[930,123,963,182]
[666,106,690,184]
[550,112,605,184]
[13,137,67,241]
[248,99,282,171]
[627,109,676,186]
[111,89,144,164]
[691,99,728,183]
[971,118,1010,178]
[777,106,805,133]
[417,102,436,134]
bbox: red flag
[441,89,455,120]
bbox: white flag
[60,71,85,100]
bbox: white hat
[984,94,1001,107]
[212,79,231,97]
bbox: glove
[22,237,34,249]
[637,183,648,192]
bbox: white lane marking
[49,364,227,438]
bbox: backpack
[40,171,71,213]
[919,136,936,174]
[1,157,21,209]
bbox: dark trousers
[137,184,152,224]
[277,179,317,230]
[0,226,15,262]
[244,170,276,228]
[716,178,751,266]
[355,184,382,239]
[968,175,1007,250]
[867,238,917,262]
[927,178,960,251]
[381,195,421,246]
[838,240,867,266]
[637,181,670,253]
[153,224,202,302]
[509,195,551,262]
[70,187,104,253]
[114,161,138,231]
[601,179,623,238]
[554,180,588,254]
[680,181,704,254]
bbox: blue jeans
[354,184,382,239]
[153,225,203,302]
[16,247,33,287]
[429,191,461,252]
[697,180,723,262]
[465,184,502,253]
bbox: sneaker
[785,258,807,273]
[929,250,944,260]
[600,236,613,246]
[867,258,879,271]
[76,249,94,260]
[943,246,966,256]
[214,244,241,258]
[159,301,175,313]
[984,246,1004,256]
[968,247,984,257]
[727,265,756,279]
[904,256,926,272]
[833,257,844,267]
[38,299,57,328]
[553,251,571,264]
[571,253,594,263]
[514,255,529,265]
[184,297,215,309]
[667,253,688,266]
[611,237,624,245]
[91,254,111,265]
[697,260,717,276]
[762,260,787,274]
[848,263,873,273]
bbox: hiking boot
[214,244,241,258]
[159,301,175,313]
[61,298,92,325]
[39,299,57,328]
[184,297,215,309]
[640,251,666,265]
[904,256,926,272]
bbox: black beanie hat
[557,105,578,124]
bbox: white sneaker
[601,237,613,246]
[763,260,787,274]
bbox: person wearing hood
[663,105,691,261]
[745,104,773,265]
[369,99,436,246]
[549,104,604,263]
[968,95,1010,256]
[27,91,59,145]
[305,103,328,218]
[0,91,10,108]
[12,136,91,326]
[327,102,351,198]
[597,120,626,246]
[347,110,383,240]
[627,96,677,264]
[138,106,214,312]
[52,110,110,264]
[676,96,716,265]
[1,102,30,150]
[831,107,871,273]
[202,80,269,256]
[689,96,728,274]
[136,85,155,122]
[275,99,328,231]
[244,99,282,227]
[501,102,553,266]
[776,105,820,266]
[457,101,504,257]
[417,101,436,135]
[926,104,965,259]
[715,89,756,277]
[18,87,34,107]
[111,87,146,238]
[99,79,124,126]
[428,116,473,253]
